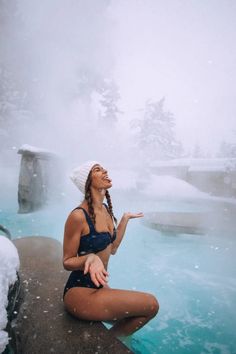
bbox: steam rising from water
[1,0,124,167]
[0,0,236,200]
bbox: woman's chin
[97,183,112,193]
[103,181,112,189]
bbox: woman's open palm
[125,212,144,219]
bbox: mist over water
[1,0,235,173]
[1,0,125,171]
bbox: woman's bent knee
[148,294,159,318]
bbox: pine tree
[192,142,204,158]
[217,137,236,158]
[98,79,121,125]
[133,98,183,163]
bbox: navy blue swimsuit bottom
[63,269,103,298]
[63,205,116,299]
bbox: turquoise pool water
[1,196,236,354]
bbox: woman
[63,161,159,338]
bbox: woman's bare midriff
[96,244,112,271]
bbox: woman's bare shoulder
[66,207,85,225]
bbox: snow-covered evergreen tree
[217,136,236,158]
[76,73,121,125]
[192,142,205,158]
[132,98,184,164]
[0,67,18,150]
[98,79,121,125]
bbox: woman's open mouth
[103,176,112,183]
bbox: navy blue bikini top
[73,204,117,256]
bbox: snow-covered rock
[18,144,54,156]
[0,236,20,353]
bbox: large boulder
[12,236,132,354]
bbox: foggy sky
[109,0,236,155]
[1,0,236,163]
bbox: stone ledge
[12,236,132,354]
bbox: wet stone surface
[12,236,132,354]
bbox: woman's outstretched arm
[111,212,144,255]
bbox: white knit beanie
[70,161,100,194]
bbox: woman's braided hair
[85,170,117,226]
[105,190,117,225]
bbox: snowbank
[0,236,20,353]
[141,174,209,199]
[150,157,236,171]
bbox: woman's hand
[123,212,144,220]
[84,254,109,287]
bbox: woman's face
[90,164,112,190]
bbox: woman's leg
[64,287,159,336]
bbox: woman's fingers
[135,212,144,218]
[130,212,144,219]
[95,272,107,286]
[99,271,109,283]
[125,212,144,219]
[87,255,109,287]
[90,272,100,287]
[90,269,109,287]
[103,269,109,276]
[84,261,90,274]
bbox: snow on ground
[109,162,236,207]
[137,173,236,206]
[141,174,209,200]
[109,168,208,198]
[150,157,236,170]
[109,168,236,207]
[0,236,20,353]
